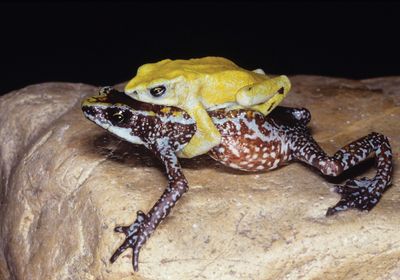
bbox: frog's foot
[236,75,291,115]
[110,210,150,272]
[326,177,384,216]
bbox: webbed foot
[110,210,150,271]
[326,177,384,216]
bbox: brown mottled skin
[82,87,393,272]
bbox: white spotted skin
[209,110,292,172]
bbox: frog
[81,86,393,272]
[124,56,291,158]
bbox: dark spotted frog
[81,87,393,272]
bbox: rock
[0,77,399,280]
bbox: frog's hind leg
[291,132,393,216]
[236,75,291,115]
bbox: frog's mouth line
[83,104,147,146]
[82,106,111,129]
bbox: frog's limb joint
[236,75,291,115]
[110,143,188,271]
[292,132,393,216]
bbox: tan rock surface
[0,77,399,280]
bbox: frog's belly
[209,116,291,172]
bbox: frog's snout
[81,105,96,118]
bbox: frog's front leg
[292,132,393,216]
[178,103,221,158]
[236,75,291,115]
[110,140,188,271]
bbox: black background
[1,1,399,95]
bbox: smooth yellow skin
[125,57,291,158]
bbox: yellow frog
[125,56,291,158]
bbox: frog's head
[82,87,146,145]
[124,57,237,107]
[82,87,196,148]
[124,59,200,107]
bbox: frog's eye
[149,85,166,97]
[111,111,125,124]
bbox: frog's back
[136,56,248,77]
[126,57,267,101]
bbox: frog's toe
[110,210,148,272]
[326,178,383,216]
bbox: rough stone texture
[0,77,399,280]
